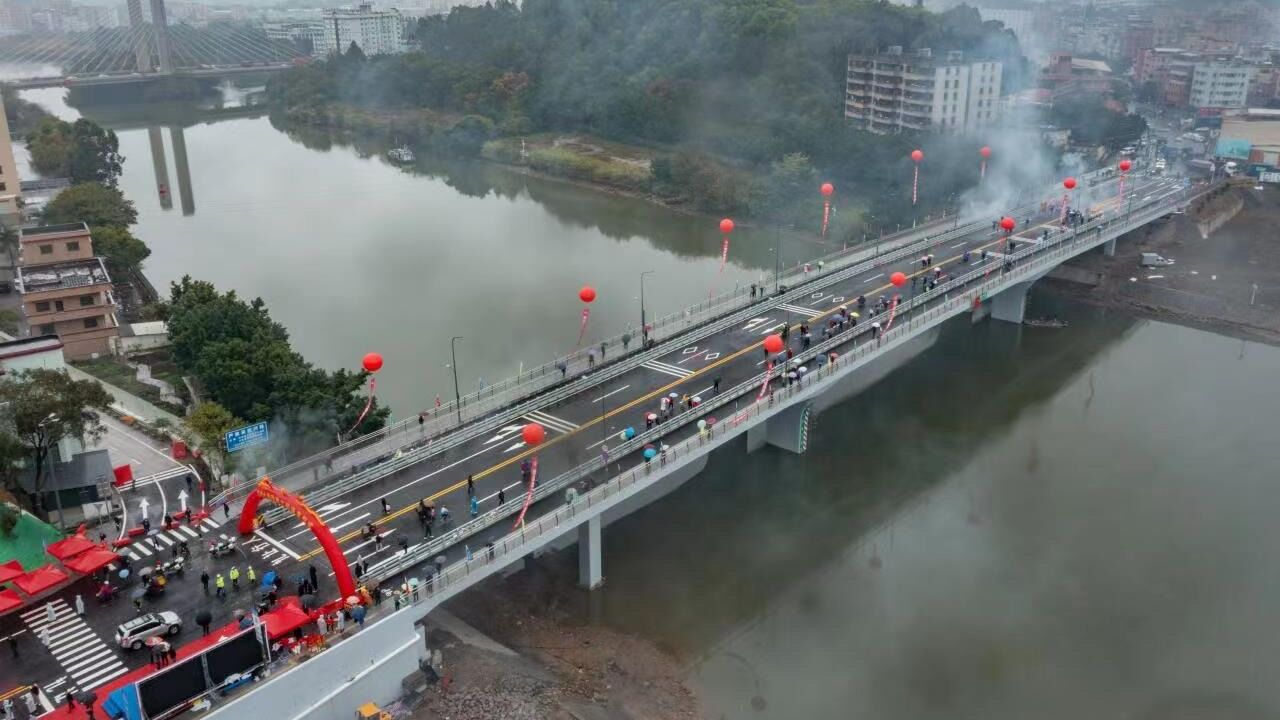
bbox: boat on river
[387,146,415,164]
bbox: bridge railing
[214,167,1139,513]
[367,184,1185,585]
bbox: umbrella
[74,691,97,707]
[299,594,317,611]
[692,396,702,405]
[668,392,678,399]
[643,448,657,460]
[196,610,213,627]
[851,312,860,318]
[646,413,657,421]
[130,588,145,601]
[345,595,360,606]
[145,636,164,647]
[623,427,636,439]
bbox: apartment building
[315,3,407,56]
[1190,61,1254,111]
[16,223,120,359]
[845,47,1002,135]
[0,93,20,223]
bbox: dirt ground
[1045,183,1280,344]
[413,556,701,720]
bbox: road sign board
[225,421,269,453]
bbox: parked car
[116,611,182,650]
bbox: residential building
[1040,53,1114,102]
[1190,61,1254,112]
[1220,110,1280,166]
[16,223,120,359]
[845,47,1002,135]
[0,93,20,224]
[0,335,66,375]
[315,3,407,56]
[264,20,327,53]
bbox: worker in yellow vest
[215,573,226,600]
[247,566,256,587]
[229,566,240,591]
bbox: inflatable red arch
[238,477,355,599]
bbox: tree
[0,309,19,335]
[0,225,17,265]
[43,183,138,228]
[0,432,25,509]
[186,401,241,475]
[90,225,151,276]
[25,117,123,185]
[0,370,112,515]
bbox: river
[16,86,1280,720]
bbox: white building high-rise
[315,3,407,56]
[846,47,1003,135]
[1190,61,1254,111]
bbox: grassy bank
[72,352,187,416]
[482,134,656,193]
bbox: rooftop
[18,222,89,241]
[1072,58,1113,74]
[17,257,112,293]
[0,335,65,361]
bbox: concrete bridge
[2,64,294,91]
[200,169,1195,720]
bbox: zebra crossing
[640,359,693,380]
[522,409,579,435]
[121,464,191,490]
[22,599,127,692]
[775,302,823,319]
[122,517,220,562]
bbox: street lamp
[449,337,463,423]
[639,270,654,344]
[39,413,65,529]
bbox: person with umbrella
[196,610,213,636]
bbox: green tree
[90,225,151,276]
[0,432,25,509]
[0,225,17,266]
[25,117,123,185]
[0,309,20,335]
[0,369,112,515]
[43,183,138,228]
[185,401,241,473]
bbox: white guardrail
[367,184,1183,587]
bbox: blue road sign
[225,421,269,453]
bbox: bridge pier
[148,127,172,210]
[577,516,603,590]
[744,398,813,454]
[1102,237,1117,257]
[989,280,1032,323]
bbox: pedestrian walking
[587,348,596,368]
[222,501,230,520]
[309,564,319,590]
[229,566,240,590]
[24,686,37,715]
[74,594,85,616]
[3,696,13,720]
[361,560,369,577]
[336,610,346,634]
[470,495,479,519]
[713,376,721,394]
[200,570,209,594]
[39,626,50,647]
[247,566,256,586]
[600,341,607,360]
[556,360,567,378]
[215,573,226,599]
[133,597,143,613]
[466,474,475,497]
[498,487,506,505]
[381,497,390,515]
[317,614,328,636]
[167,645,177,665]
[45,602,56,625]
[7,634,16,659]
[440,506,451,524]
[622,332,631,351]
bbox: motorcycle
[156,556,185,576]
[209,539,236,558]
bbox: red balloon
[1119,159,1132,172]
[1000,216,1016,232]
[820,182,835,197]
[521,423,545,446]
[911,149,924,163]
[579,286,596,304]
[362,352,383,373]
[1064,177,1077,190]
[763,334,784,354]
[980,146,992,159]
[720,218,735,234]
[890,271,907,288]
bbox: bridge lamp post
[449,336,464,423]
[639,270,654,343]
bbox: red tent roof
[261,596,313,640]
[0,588,22,614]
[62,547,120,575]
[12,565,70,596]
[46,534,97,561]
[0,559,24,584]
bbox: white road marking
[641,360,692,379]
[590,385,631,404]
[524,410,578,434]
[253,529,301,560]
[862,273,884,283]
[676,349,707,364]
[758,323,787,336]
[951,242,966,249]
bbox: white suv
[116,611,182,650]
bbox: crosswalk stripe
[155,533,174,546]
[132,541,153,556]
[65,650,119,677]
[641,360,692,379]
[525,409,579,432]
[76,661,127,689]
[80,665,128,690]
[777,303,822,318]
[178,526,199,538]
[202,518,220,530]
[21,600,68,621]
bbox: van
[1141,253,1175,268]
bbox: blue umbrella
[643,448,657,460]
[624,427,636,439]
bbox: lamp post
[449,337,463,423]
[39,413,64,529]
[639,270,654,343]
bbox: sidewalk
[64,364,184,426]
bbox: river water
[17,86,1280,720]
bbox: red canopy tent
[12,565,70,596]
[62,547,120,575]
[0,588,23,614]
[260,597,313,640]
[0,559,24,584]
[46,534,97,561]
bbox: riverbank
[416,554,701,720]
[1044,183,1280,345]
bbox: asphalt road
[0,173,1185,705]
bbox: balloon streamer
[512,456,538,529]
[881,296,901,333]
[577,308,590,347]
[757,360,774,400]
[345,377,375,436]
[980,160,987,180]
[821,201,832,238]
[912,166,919,206]
[1059,192,1070,226]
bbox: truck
[1141,253,1175,268]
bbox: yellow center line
[301,200,1136,559]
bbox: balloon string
[757,360,773,401]
[512,456,538,530]
[882,296,901,333]
[345,377,375,436]
[821,201,831,238]
[710,235,730,299]
[576,307,590,347]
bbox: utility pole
[639,270,654,343]
[450,337,463,423]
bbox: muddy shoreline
[1042,183,1280,347]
